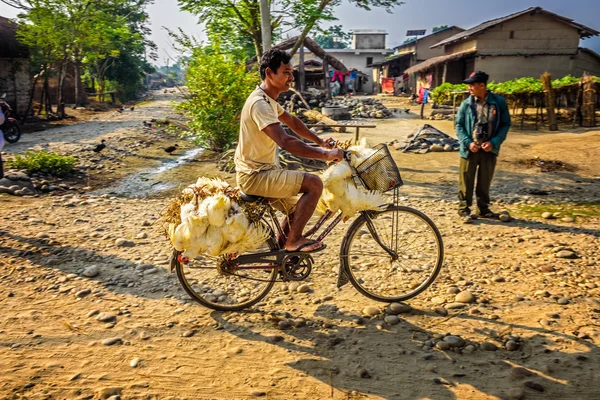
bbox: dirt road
[0,93,599,399]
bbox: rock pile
[0,170,37,196]
[392,124,460,154]
[279,88,398,119]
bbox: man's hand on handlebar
[326,148,345,163]
[320,137,336,149]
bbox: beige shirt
[234,87,284,174]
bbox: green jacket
[455,91,511,159]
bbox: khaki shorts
[237,168,305,214]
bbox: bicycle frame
[180,159,401,273]
[228,204,398,271]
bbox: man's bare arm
[278,111,333,148]
[262,122,342,162]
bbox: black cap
[463,71,489,84]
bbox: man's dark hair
[259,49,292,80]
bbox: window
[366,57,373,66]
[509,30,515,39]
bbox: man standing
[456,71,511,220]
[235,49,344,252]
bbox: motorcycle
[0,94,22,144]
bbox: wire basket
[355,143,403,192]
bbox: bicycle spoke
[342,206,443,302]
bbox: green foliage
[177,43,259,152]
[315,25,351,49]
[551,75,580,88]
[403,36,417,44]
[431,75,598,105]
[8,150,77,177]
[433,25,449,33]
[430,82,467,104]
[178,0,404,58]
[15,0,155,104]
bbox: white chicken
[317,140,387,219]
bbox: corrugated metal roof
[431,7,600,49]
[371,52,413,67]
[393,26,464,50]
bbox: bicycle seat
[240,191,265,203]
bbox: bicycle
[171,143,444,311]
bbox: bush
[7,150,77,177]
[177,44,259,152]
[431,82,467,105]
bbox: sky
[1,0,599,63]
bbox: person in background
[455,71,511,221]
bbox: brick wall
[0,57,32,116]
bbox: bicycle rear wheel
[341,205,443,302]
[174,232,279,311]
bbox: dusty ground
[0,92,599,400]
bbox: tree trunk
[43,70,53,115]
[289,0,331,56]
[74,61,82,107]
[541,72,558,131]
[22,72,40,124]
[299,45,306,91]
[259,0,271,52]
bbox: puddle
[92,147,208,198]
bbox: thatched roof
[404,50,476,75]
[247,36,349,73]
[0,16,27,58]
[431,7,599,49]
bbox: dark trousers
[458,151,497,213]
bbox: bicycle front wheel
[341,205,443,302]
[174,233,279,311]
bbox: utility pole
[260,0,272,52]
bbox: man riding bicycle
[234,49,344,253]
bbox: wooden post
[442,63,448,84]
[354,127,361,144]
[520,107,525,130]
[323,59,331,100]
[541,72,558,131]
[299,45,306,92]
[573,79,583,128]
[581,73,596,127]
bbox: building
[326,30,393,93]
[372,26,465,93]
[405,7,600,89]
[0,16,31,115]
[291,30,392,94]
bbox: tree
[433,25,448,33]
[314,25,350,49]
[403,36,417,44]
[176,41,260,151]
[178,0,405,59]
[9,0,155,114]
